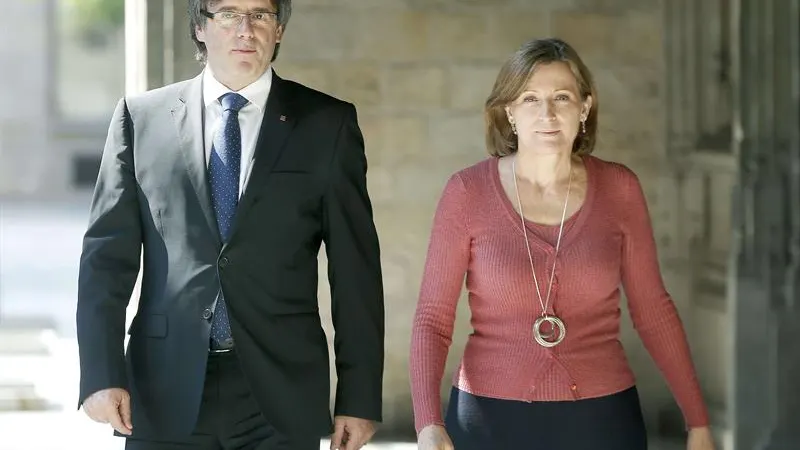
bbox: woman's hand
[687,426,716,450]
[417,424,454,450]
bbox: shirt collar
[202,65,272,112]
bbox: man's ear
[196,24,206,43]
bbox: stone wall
[0,0,704,438]
[227,0,676,436]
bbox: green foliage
[65,0,125,31]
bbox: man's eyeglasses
[201,9,278,29]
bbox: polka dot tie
[208,92,249,350]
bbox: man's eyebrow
[214,6,275,12]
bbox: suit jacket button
[202,308,213,320]
[219,257,229,269]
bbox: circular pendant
[533,315,566,347]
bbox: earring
[508,115,517,135]
[581,119,586,134]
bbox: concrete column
[729,0,800,448]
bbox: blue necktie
[208,92,249,350]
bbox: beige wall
[124,0,709,437]
[211,0,676,436]
[0,0,729,438]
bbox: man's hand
[81,388,133,435]
[330,416,375,450]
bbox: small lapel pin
[279,115,287,122]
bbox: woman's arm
[409,173,472,434]
[619,167,710,429]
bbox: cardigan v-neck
[490,155,595,250]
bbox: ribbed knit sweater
[409,155,709,433]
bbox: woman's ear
[582,95,593,120]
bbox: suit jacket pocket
[128,314,168,338]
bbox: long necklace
[512,156,572,348]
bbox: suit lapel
[172,74,222,247]
[227,72,295,240]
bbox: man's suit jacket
[76,70,385,442]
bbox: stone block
[570,0,659,12]
[447,64,498,111]
[612,12,664,68]
[385,66,447,109]
[413,0,570,11]
[366,165,397,205]
[687,306,730,407]
[504,0,576,10]
[592,67,662,109]
[297,0,406,8]
[272,62,333,93]
[551,11,664,68]
[706,171,734,254]
[380,393,415,437]
[594,122,665,163]
[387,156,483,208]
[551,12,617,65]
[380,247,425,304]
[359,115,428,167]
[427,113,486,158]
[404,0,501,10]
[330,63,383,107]
[289,0,336,6]
[373,207,438,273]
[650,174,684,261]
[486,12,552,58]
[351,11,429,62]
[591,62,665,158]
[279,10,355,60]
[424,13,491,61]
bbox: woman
[409,38,716,450]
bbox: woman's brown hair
[485,38,598,157]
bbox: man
[76,0,384,448]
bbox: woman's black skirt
[444,386,648,450]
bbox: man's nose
[237,16,255,37]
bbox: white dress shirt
[202,66,272,197]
